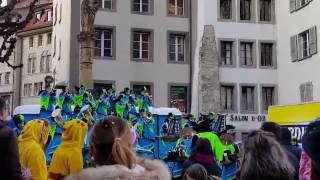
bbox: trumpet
[51,109,64,126]
[80,105,94,126]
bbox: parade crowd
[0,85,320,180]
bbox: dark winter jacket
[183,152,221,177]
[0,120,23,180]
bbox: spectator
[237,130,295,180]
[261,122,300,179]
[184,163,217,180]
[19,119,50,180]
[302,119,320,179]
[0,98,23,180]
[281,127,302,161]
[183,137,221,177]
[65,116,171,180]
[48,119,88,180]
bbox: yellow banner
[267,102,320,125]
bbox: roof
[16,0,53,32]
[15,0,52,9]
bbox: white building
[53,0,191,113]
[277,0,319,105]
[192,0,278,132]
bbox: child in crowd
[19,119,50,180]
[65,116,171,180]
[48,119,87,180]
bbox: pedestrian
[184,163,218,180]
[19,119,50,180]
[302,119,320,180]
[183,137,221,177]
[281,127,302,161]
[48,119,88,180]
[0,98,23,180]
[219,125,238,180]
[65,116,171,180]
[237,130,295,180]
[261,122,300,179]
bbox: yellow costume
[19,119,50,180]
[48,119,87,180]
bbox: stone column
[197,25,220,114]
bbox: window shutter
[290,0,296,12]
[309,26,317,55]
[99,0,103,8]
[290,35,298,61]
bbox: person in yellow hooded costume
[48,119,88,180]
[19,119,50,180]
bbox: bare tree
[78,0,99,89]
[0,0,38,69]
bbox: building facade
[192,0,278,132]
[53,0,191,113]
[0,58,14,114]
[15,0,53,105]
[277,0,319,105]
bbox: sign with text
[221,114,267,130]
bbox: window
[32,58,36,73]
[34,82,43,95]
[94,82,114,97]
[240,0,251,20]
[169,85,188,113]
[53,35,56,57]
[35,12,41,21]
[240,42,254,66]
[59,40,61,60]
[132,83,153,97]
[260,43,273,67]
[168,0,185,16]
[0,73,2,85]
[47,33,52,44]
[54,4,57,25]
[260,0,272,21]
[241,86,256,113]
[132,30,152,61]
[261,86,276,112]
[300,82,313,102]
[291,26,317,61]
[220,0,232,20]
[220,85,236,112]
[29,37,34,48]
[168,34,186,62]
[47,10,52,22]
[40,54,45,73]
[46,55,52,72]
[101,0,115,10]
[95,29,113,57]
[290,0,313,12]
[27,57,33,74]
[59,3,62,23]
[132,0,151,14]
[23,83,32,97]
[4,72,10,85]
[38,35,43,46]
[220,41,233,65]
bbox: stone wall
[197,25,220,114]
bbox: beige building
[14,0,53,106]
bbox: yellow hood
[19,119,50,146]
[61,119,88,148]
